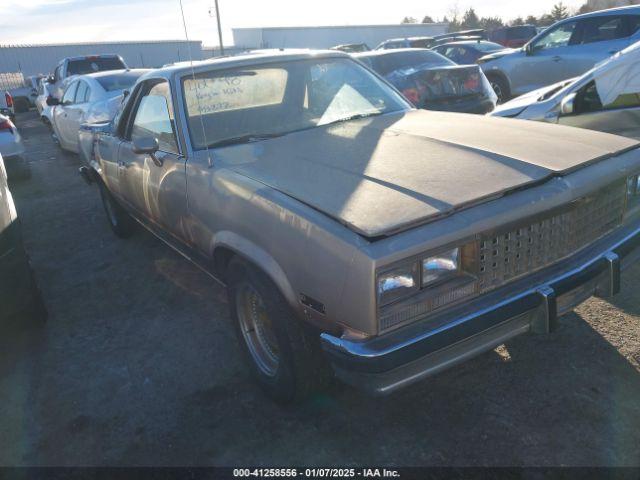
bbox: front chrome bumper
[320,221,640,395]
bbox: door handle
[552,56,562,62]
[150,153,163,167]
[608,50,618,55]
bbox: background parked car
[7,75,45,113]
[488,25,538,48]
[0,92,14,119]
[0,153,46,328]
[478,6,640,102]
[490,41,640,139]
[375,36,435,50]
[0,114,29,181]
[431,29,486,47]
[35,78,51,115]
[433,40,508,64]
[49,69,148,153]
[49,54,128,100]
[356,49,497,113]
[330,43,370,53]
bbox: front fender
[212,230,298,310]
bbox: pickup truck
[49,54,128,101]
[78,50,640,403]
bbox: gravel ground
[1,111,639,467]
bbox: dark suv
[488,25,538,48]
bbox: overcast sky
[1,0,585,46]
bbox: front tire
[227,257,332,403]
[98,182,135,238]
[487,74,511,104]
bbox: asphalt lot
[1,111,640,466]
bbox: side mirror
[560,92,576,115]
[524,43,534,56]
[48,76,55,84]
[132,136,162,166]
[46,96,60,106]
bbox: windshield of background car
[96,72,146,92]
[67,57,126,76]
[369,51,454,76]
[182,57,410,150]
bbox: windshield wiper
[207,132,285,149]
[322,111,383,127]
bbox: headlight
[627,174,640,213]
[377,263,419,306]
[422,248,459,286]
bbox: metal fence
[0,72,25,90]
[0,40,204,77]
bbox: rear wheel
[98,182,135,238]
[487,74,510,104]
[227,257,332,403]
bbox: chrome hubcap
[236,284,280,377]
[491,82,504,103]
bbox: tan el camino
[78,50,640,402]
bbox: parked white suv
[479,6,640,101]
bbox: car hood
[478,48,518,62]
[491,78,578,118]
[219,110,639,238]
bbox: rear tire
[98,182,135,238]
[227,257,332,403]
[487,74,511,104]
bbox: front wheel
[487,75,511,104]
[98,182,135,238]
[227,257,332,403]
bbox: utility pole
[209,1,224,56]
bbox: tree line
[401,0,639,30]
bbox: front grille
[478,181,627,293]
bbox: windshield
[67,57,126,76]
[96,71,145,92]
[182,57,410,150]
[366,51,454,76]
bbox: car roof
[569,4,640,20]
[437,40,495,46]
[139,50,349,82]
[354,48,432,58]
[64,54,122,62]
[82,68,149,79]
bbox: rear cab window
[67,57,126,76]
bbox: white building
[233,23,449,50]
[0,40,203,77]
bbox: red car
[488,25,538,48]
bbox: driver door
[117,79,188,236]
[511,20,578,93]
[53,80,79,149]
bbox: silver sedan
[48,69,148,153]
